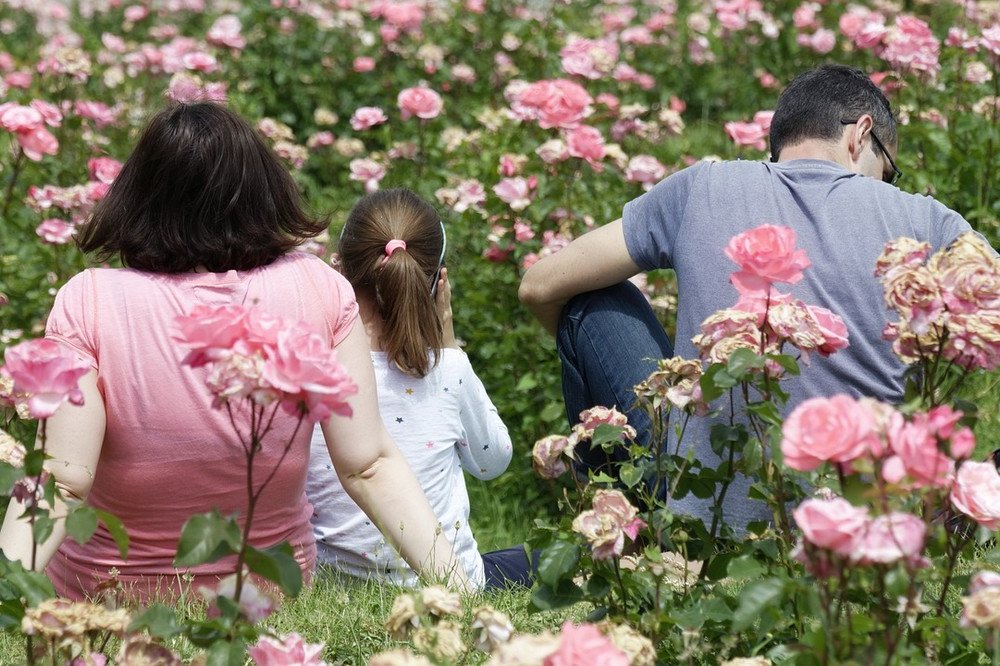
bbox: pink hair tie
[382,239,407,265]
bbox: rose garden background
[0,0,999,664]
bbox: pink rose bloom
[881,15,940,76]
[970,570,1000,595]
[201,574,276,623]
[724,120,768,151]
[207,15,246,50]
[349,106,388,131]
[17,126,59,161]
[30,100,61,127]
[0,104,43,132]
[559,37,619,80]
[36,218,74,244]
[348,158,386,194]
[593,489,645,540]
[182,52,218,73]
[544,622,629,666]
[565,125,605,171]
[373,1,424,30]
[261,324,358,422]
[74,100,119,128]
[882,413,954,488]
[621,26,654,45]
[452,63,476,84]
[453,179,486,213]
[248,633,326,666]
[465,0,485,12]
[950,461,1000,530]
[123,5,148,21]
[805,305,849,355]
[516,79,593,129]
[800,29,836,54]
[781,395,879,471]
[173,304,251,367]
[513,220,535,242]
[579,405,628,432]
[851,512,926,566]
[571,510,624,560]
[625,155,666,190]
[725,224,811,294]
[352,57,376,73]
[397,86,443,120]
[793,497,870,556]
[306,132,334,150]
[87,157,123,184]
[1,338,90,418]
[536,139,570,164]
[752,110,775,134]
[498,153,524,177]
[874,237,930,278]
[532,434,573,479]
[5,71,32,88]
[493,177,534,211]
[793,2,819,30]
[981,25,1000,57]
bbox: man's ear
[846,114,875,163]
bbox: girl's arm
[0,370,106,570]
[453,356,512,481]
[319,321,471,589]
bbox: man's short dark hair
[769,64,897,161]
[77,103,327,273]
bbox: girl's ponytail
[339,189,445,378]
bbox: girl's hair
[77,102,327,273]
[340,188,446,378]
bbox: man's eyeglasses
[840,119,902,185]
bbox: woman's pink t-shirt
[43,252,358,601]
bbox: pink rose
[352,56,375,73]
[805,305,849,355]
[625,155,666,189]
[201,574,276,623]
[248,633,325,666]
[724,120,767,151]
[565,125,605,171]
[30,100,62,127]
[536,139,570,164]
[0,104,43,132]
[781,395,879,471]
[174,304,251,367]
[593,489,645,540]
[87,157,123,185]
[532,434,573,479]
[36,219,74,244]
[348,158,386,194]
[207,15,245,50]
[793,497,870,556]
[578,406,628,433]
[493,177,534,211]
[516,79,593,129]
[261,324,358,422]
[17,126,59,161]
[74,100,119,128]
[1,338,90,418]
[970,570,1000,595]
[725,224,811,294]
[571,510,624,560]
[882,412,954,489]
[851,512,926,566]
[544,622,628,666]
[397,86,443,120]
[349,106,388,131]
[950,461,1000,530]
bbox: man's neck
[776,140,848,170]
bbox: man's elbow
[518,267,549,306]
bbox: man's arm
[518,219,642,335]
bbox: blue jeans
[556,282,674,478]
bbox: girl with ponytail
[306,188,529,589]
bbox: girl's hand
[435,267,459,349]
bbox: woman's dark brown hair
[339,188,445,378]
[77,102,327,273]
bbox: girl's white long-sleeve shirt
[306,348,512,588]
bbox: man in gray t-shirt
[519,64,983,530]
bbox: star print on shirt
[426,441,435,449]
[405,388,414,395]
[395,417,404,423]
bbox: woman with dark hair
[0,103,469,600]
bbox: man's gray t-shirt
[622,158,975,529]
